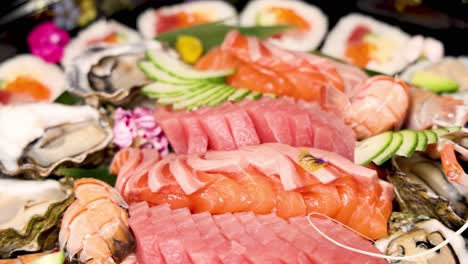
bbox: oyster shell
[66,41,169,105]
[0,103,113,178]
[390,155,466,229]
[0,179,73,258]
[375,218,467,264]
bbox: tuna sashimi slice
[199,112,236,151]
[156,115,188,154]
[224,106,260,148]
[288,112,314,147]
[263,111,294,145]
[221,253,250,264]
[129,204,389,264]
[245,105,274,142]
[158,239,192,263]
[181,114,208,154]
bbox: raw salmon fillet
[111,144,393,240]
[129,202,387,264]
[196,31,345,102]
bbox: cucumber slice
[31,251,65,264]
[228,88,251,102]
[186,85,228,110]
[432,128,449,138]
[395,130,419,157]
[354,131,393,165]
[208,86,236,107]
[142,82,201,97]
[447,126,462,133]
[373,132,403,165]
[147,50,234,80]
[246,91,263,100]
[423,130,438,144]
[139,61,195,84]
[157,84,212,105]
[415,131,428,151]
[173,84,225,110]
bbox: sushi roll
[137,1,238,39]
[61,19,141,67]
[400,56,468,94]
[0,55,65,105]
[322,13,413,75]
[240,0,328,51]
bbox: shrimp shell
[59,178,135,264]
[345,76,409,139]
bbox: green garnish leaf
[57,166,115,186]
[54,91,83,105]
[156,21,294,52]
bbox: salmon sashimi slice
[195,31,345,102]
[112,144,393,239]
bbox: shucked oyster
[66,41,168,105]
[0,178,73,258]
[375,218,467,264]
[390,155,466,230]
[0,103,112,177]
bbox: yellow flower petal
[176,35,204,64]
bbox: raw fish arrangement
[0,0,466,264]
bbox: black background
[0,0,466,61]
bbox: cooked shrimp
[59,178,135,264]
[434,129,468,187]
[344,75,410,139]
[406,86,466,130]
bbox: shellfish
[66,41,170,105]
[0,103,113,178]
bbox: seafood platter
[0,0,467,263]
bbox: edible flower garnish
[113,107,169,155]
[176,35,204,64]
[27,22,70,63]
[298,149,327,172]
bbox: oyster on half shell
[66,41,169,105]
[0,103,113,178]
[0,178,73,258]
[375,218,467,264]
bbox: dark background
[0,0,466,61]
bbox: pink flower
[113,107,169,155]
[27,22,70,63]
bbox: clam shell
[65,41,168,105]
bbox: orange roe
[268,7,310,31]
[156,11,209,34]
[87,32,119,45]
[345,42,375,67]
[5,76,50,101]
[177,11,209,27]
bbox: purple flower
[27,22,70,63]
[53,0,80,30]
[113,107,169,156]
